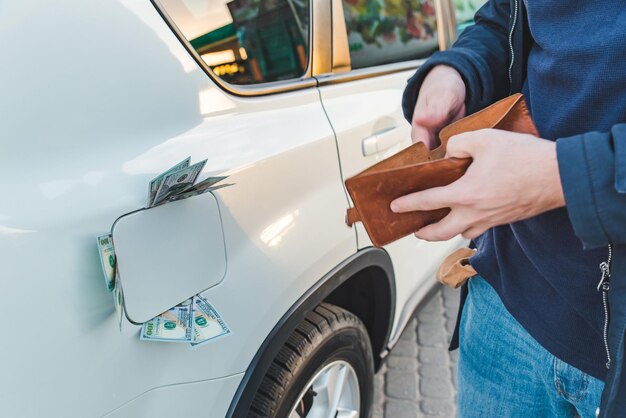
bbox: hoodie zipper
[508,0,519,86]
[597,244,613,370]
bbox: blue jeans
[458,276,605,418]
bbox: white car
[0,0,465,417]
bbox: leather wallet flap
[430,93,537,159]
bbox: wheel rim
[288,360,361,418]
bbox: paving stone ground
[374,285,461,418]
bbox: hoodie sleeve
[402,0,512,122]
[557,124,626,248]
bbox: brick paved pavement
[374,285,461,418]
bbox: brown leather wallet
[345,93,539,247]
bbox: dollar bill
[182,175,228,193]
[190,295,231,347]
[140,299,194,342]
[151,159,207,206]
[148,157,191,205]
[113,276,124,331]
[167,180,233,203]
[96,234,116,292]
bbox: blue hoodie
[402,1,626,416]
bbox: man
[390,1,626,417]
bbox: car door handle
[361,127,406,156]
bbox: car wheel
[248,302,374,418]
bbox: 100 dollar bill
[151,159,207,207]
[167,180,233,203]
[191,295,230,347]
[140,299,194,342]
[97,234,116,292]
[148,157,191,205]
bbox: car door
[317,0,467,340]
[0,1,356,417]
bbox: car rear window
[159,0,309,85]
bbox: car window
[341,0,438,70]
[453,0,486,33]
[159,0,309,85]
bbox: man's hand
[390,129,566,240]
[411,65,467,149]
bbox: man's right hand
[411,65,467,149]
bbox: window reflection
[161,0,309,85]
[343,0,438,69]
[453,0,486,33]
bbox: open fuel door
[111,193,226,324]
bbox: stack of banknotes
[147,156,232,207]
[94,157,232,344]
[140,295,231,347]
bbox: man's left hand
[390,129,566,241]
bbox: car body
[0,0,467,416]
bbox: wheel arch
[226,247,396,418]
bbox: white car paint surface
[0,0,463,417]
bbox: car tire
[247,302,374,418]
